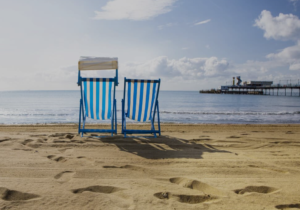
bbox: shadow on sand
[95,134,231,159]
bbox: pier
[200,85,300,96]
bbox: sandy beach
[0,124,300,210]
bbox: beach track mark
[248,164,289,174]
[72,186,123,194]
[0,187,40,201]
[234,186,278,195]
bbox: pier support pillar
[285,88,286,96]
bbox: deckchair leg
[111,100,114,136]
[81,99,86,137]
[121,99,124,134]
[123,101,127,138]
[157,101,161,136]
[150,118,156,138]
[115,99,117,134]
[78,99,82,134]
[123,116,127,138]
[82,114,86,137]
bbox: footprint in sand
[13,148,33,151]
[21,139,45,149]
[0,187,40,201]
[58,148,74,154]
[227,136,241,139]
[285,131,295,134]
[154,177,224,205]
[72,186,123,194]
[0,138,11,143]
[54,171,75,183]
[49,133,73,138]
[154,192,216,204]
[36,139,47,143]
[275,204,300,210]
[30,134,47,137]
[103,165,146,172]
[47,155,67,162]
[234,186,278,195]
[21,139,34,145]
[192,138,212,141]
[169,177,225,197]
[70,140,85,144]
[53,140,71,143]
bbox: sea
[0,90,300,125]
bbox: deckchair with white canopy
[77,56,118,136]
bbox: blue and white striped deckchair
[122,78,161,137]
[77,57,118,137]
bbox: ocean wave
[1,111,300,117]
[0,113,72,116]
[159,111,300,115]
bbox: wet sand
[0,124,300,210]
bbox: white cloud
[195,19,211,25]
[121,56,229,79]
[267,42,300,70]
[290,63,300,70]
[255,10,300,71]
[94,0,177,21]
[267,42,300,61]
[254,10,300,41]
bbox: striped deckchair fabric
[78,56,118,137]
[122,78,161,137]
[82,78,114,120]
[126,79,158,122]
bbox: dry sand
[0,124,300,210]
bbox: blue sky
[1,0,300,90]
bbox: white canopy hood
[78,56,118,70]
